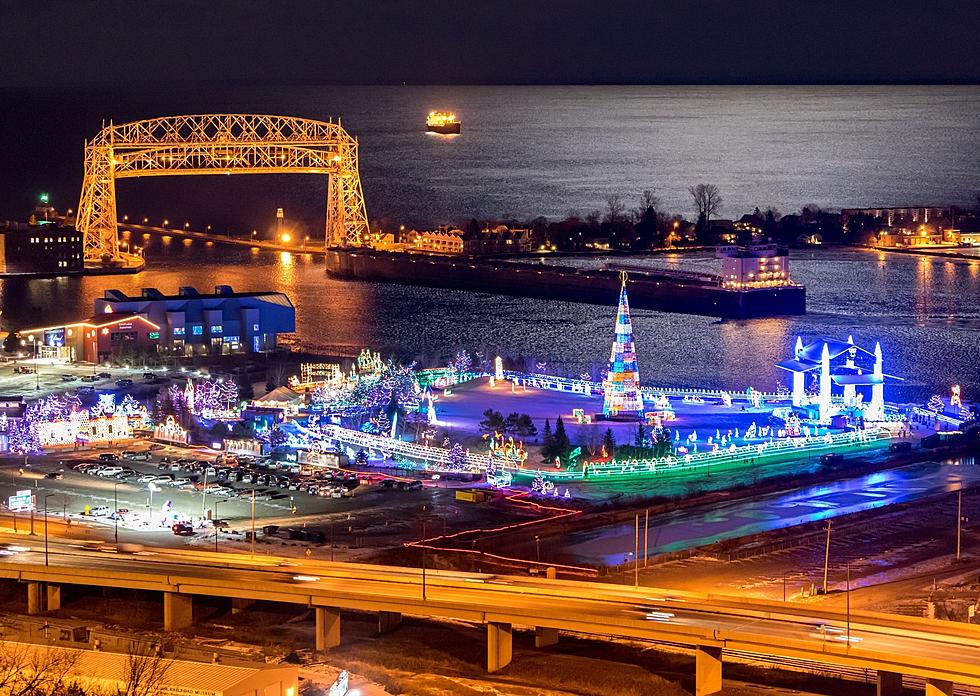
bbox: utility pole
[250,488,256,557]
[421,509,427,602]
[634,513,639,588]
[822,520,832,594]
[846,563,851,645]
[957,488,963,562]
[644,508,649,568]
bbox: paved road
[2,537,979,687]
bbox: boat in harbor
[426,111,461,134]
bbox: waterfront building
[602,275,644,419]
[411,229,465,254]
[18,285,295,361]
[0,223,84,274]
[716,243,791,289]
[463,225,535,255]
[775,336,900,422]
[842,206,951,227]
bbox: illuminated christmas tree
[602,273,644,419]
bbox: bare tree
[604,194,626,224]
[122,640,171,696]
[585,210,601,229]
[688,183,722,225]
[0,641,81,696]
[632,189,660,221]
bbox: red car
[171,523,195,536]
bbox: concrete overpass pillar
[26,582,43,615]
[877,671,903,696]
[315,607,341,653]
[695,645,723,696]
[487,621,513,673]
[925,679,953,696]
[230,598,254,615]
[377,610,401,634]
[46,584,62,612]
[163,592,193,631]
[534,626,559,648]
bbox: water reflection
[558,458,977,565]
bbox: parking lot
[0,440,451,552]
[0,357,181,402]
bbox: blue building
[93,286,295,356]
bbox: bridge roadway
[0,540,977,696]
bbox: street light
[113,483,119,544]
[30,336,40,390]
[43,494,54,566]
[213,500,225,553]
[147,482,160,511]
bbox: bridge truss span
[76,114,369,261]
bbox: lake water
[1,85,978,399]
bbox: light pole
[31,336,39,390]
[957,488,963,562]
[534,535,540,562]
[421,506,427,602]
[822,520,832,594]
[43,494,54,566]
[250,488,256,556]
[113,483,119,544]
[201,469,209,517]
[213,500,224,553]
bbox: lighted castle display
[776,336,900,422]
[602,273,644,419]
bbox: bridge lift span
[75,114,370,262]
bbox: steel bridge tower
[76,114,370,262]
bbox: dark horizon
[2,1,978,88]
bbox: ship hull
[426,122,461,134]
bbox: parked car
[143,372,156,381]
[115,379,134,387]
[171,523,195,536]
[96,467,123,477]
[98,452,119,462]
[137,474,159,483]
[45,472,64,480]
[89,505,111,517]
[150,475,172,484]
[80,375,99,383]
[122,450,151,460]
[77,386,96,395]
[97,371,112,379]
[405,480,423,491]
[169,478,194,488]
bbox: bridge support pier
[487,621,513,673]
[164,592,193,631]
[694,645,723,696]
[26,582,43,615]
[925,679,953,696]
[231,598,254,615]
[378,610,401,634]
[46,584,61,612]
[534,626,559,648]
[877,671,903,696]
[315,607,341,653]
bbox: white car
[89,505,111,517]
[150,475,172,484]
[169,478,194,488]
[97,467,123,477]
[137,474,158,484]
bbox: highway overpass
[1,541,978,696]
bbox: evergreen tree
[552,416,570,460]
[238,379,255,401]
[634,422,647,447]
[354,449,368,466]
[480,409,506,432]
[447,442,467,471]
[601,428,616,457]
[541,418,554,458]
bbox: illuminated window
[172,327,186,336]
[252,323,260,332]
[191,325,203,336]
[210,325,223,333]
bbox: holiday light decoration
[602,273,644,419]
[446,443,468,471]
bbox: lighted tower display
[603,273,644,419]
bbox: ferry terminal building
[19,285,295,362]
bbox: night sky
[2,0,978,86]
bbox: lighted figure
[602,273,644,419]
[927,395,945,413]
[746,422,757,439]
[951,384,962,408]
[426,391,437,425]
[720,391,732,408]
[494,356,504,381]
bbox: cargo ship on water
[426,111,461,134]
